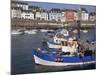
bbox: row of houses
[11,1,96,22]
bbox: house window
[25,15,30,16]
[51,16,53,19]
[54,16,56,19]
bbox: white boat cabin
[53,33,78,53]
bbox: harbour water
[11,29,96,75]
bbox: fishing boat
[46,29,78,50]
[32,48,96,66]
[32,29,96,66]
[40,29,54,33]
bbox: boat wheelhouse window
[65,41,68,46]
[61,41,64,46]
[61,41,68,46]
[56,33,65,38]
[56,40,58,43]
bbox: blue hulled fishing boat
[32,48,95,66]
[32,29,96,66]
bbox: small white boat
[11,30,22,35]
[81,30,88,33]
[40,29,54,33]
[73,29,78,33]
[56,29,69,37]
[24,30,37,34]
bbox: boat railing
[33,48,95,58]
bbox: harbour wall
[11,19,96,29]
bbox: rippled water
[11,29,96,75]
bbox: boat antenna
[77,8,82,39]
[77,20,81,39]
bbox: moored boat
[46,30,78,53]
[81,30,88,33]
[24,30,37,34]
[33,29,96,66]
[11,30,23,35]
[32,48,96,66]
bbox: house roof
[29,6,40,9]
[11,7,22,10]
[89,12,96,16]
[62,9,77,12]
[49,8,61,13]
[11,1,28,5]
[22,10,33,13]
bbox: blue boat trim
[32,49,96,63]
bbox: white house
[35,10,48,20]
[16,1,28,10]
[89,12,96,21]
[21,10,34,19]
[74,12,79,21]
[11,7,16,18]
[11,7,22,19]
[35,12,41,20]
[11,1,17,7]
[81,11,89,21]
[49,9,62,21]
[61,12,66,22]
[40,12,48,20]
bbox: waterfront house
[79,8,89,21]
[74,11,79,21]
[40,9,48,20]
[49,8,62,22]
[81,11,89,21]
[28,6,40,12]
[89,12,96,21]
[11,7,22,19]
[35,9,48,20]
[64,9,78,22]
[11,1,17,7]
[35,11,41,20]
[61,11,66,22]
[12,1,28,10]
[21,10,34,19]
[29,6,41,20]
[16,1,28,10]
[40,12,48,20]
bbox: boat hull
[11,31,22,35]
[33,49,96,66]
[34,55,95,66]
[24,30,36,34]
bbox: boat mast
[77,8,82,39]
